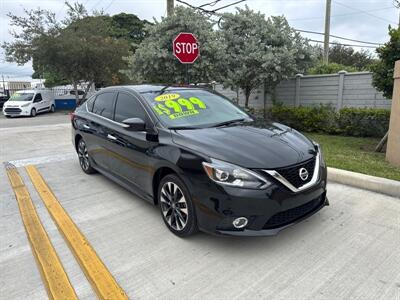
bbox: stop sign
[173,32,199,64]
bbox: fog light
[232,217,248,229]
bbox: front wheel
[50,105,55,113]
[77,138,96,174]
[158,174,198,237]
[30,108,36,117]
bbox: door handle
[107,134,117,141]
[83,124,90,129]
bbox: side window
[114,93,147,123]
[92,92,115,119]
[86,96,96,112]
[34,93,42,102]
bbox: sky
[0,0,399,81]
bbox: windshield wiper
[168,126,200,130]
[211,118,249,128]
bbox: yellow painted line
[5,165,78,300]
[25,165,128,300]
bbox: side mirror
[122,118,146,131]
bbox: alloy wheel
[78,140,90,171]
[160,182,188,231]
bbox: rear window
[92,93,115,119]
[85,96,96,112]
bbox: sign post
[173,32,199,84]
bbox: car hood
[4,101,31,107]
[171,122,316,169]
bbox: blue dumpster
[55,98,76,109]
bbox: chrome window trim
[263,152,320,193]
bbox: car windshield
[9,93,34,102]
[141,89,251,129]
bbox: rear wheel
[158,174,198,237]
[30,108,36,117]
[50,105,55,113]
[77,138,96,174]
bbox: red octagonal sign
[173,32,199,64]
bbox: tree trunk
[82,81,93,103]
[375,131,389,152]
[73,82,80,107]
[244,87,251,108]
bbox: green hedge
[257,105,390,137]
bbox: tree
[109,13,152,50]
[308,62,358,74]
[371,26,400,99]
[218,6,316,107]
[2,2,131,103]
[127,6,223,84]
[328,44,375,70]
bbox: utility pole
[167,0,174,17]
[323,0,332,64]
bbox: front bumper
[3,107,31,116]
[185,165,328,236]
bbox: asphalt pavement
[1,112,399,299]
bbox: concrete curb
[327,167,400,198]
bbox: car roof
[100,84,206,94]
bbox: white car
[2,90,55,117]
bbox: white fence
[215,71,392,110]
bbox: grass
[306,133,400,181]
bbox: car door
[105,92,157,193]
[83,91,117,171]
[33,93,46,112]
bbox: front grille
[263,196,323,229]
[5,107,22,114]
[275,157,316,188]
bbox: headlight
[21,103,30,107]
[312,141,325,166]
[202,158,271,189]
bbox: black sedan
[71,85,328,237]
[0,94,9,109]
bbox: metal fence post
[337,70,347,110]
[295,74,303,107]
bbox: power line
[212,0,246,12]
[288,6,394,21]
[295,29,382,45]
[176,0,246,14]
[103,0,116,12]
[308,39,377,49]
[198,0,222,8]
[333,0,398,25]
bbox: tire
[30,108,36,117]
[50,105,55,113]
[77,138,96,174]
[158,174,198,237]
[5,115,11,118]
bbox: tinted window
[114,93,147,123]
[92,92,115,119]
